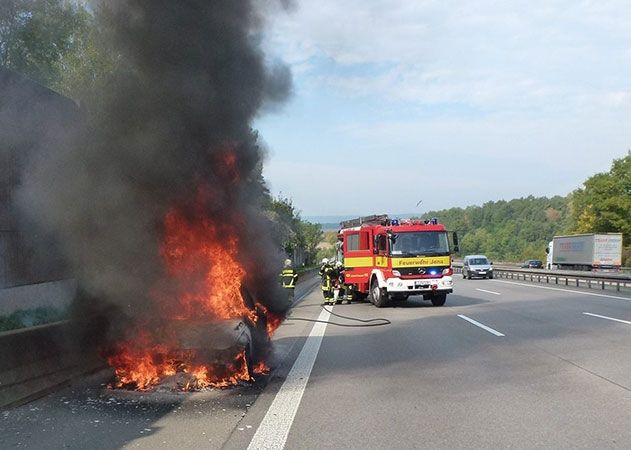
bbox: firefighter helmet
[284,258,292,267]
[321,258,329,265]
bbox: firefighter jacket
[319,264,335,291]
[280,267,298,289]
[334,265,346,284]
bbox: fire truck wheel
[370,278,389,307]
[431,293,447,306]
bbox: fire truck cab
[338,215,458,307]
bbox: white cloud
[258,0,631,214]
[603,91,631,107]
[264,0,631,112]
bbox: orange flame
[161,206,257,324]
[105,173,282,391]
[256,303,283,336]
[252,360,270,375]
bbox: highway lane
[5,275,631,449]
[228,277,631,449]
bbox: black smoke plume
[14,1,292,343]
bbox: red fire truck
[337,215,459,307]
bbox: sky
[255,0,631,217]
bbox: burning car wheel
[370,278,389,308]
[249,312,272,376]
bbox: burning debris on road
[10,1,293,391]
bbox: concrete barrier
[0,279,76,316]
[0,320,104,408]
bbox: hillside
[421,196,571,262]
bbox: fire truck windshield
[390,231,450,256]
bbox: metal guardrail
[453,263,631,294]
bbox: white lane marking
[458,314,505,337]
[493,279,631,301]
[475,288,501,295]
[583,312,631,326]
[248,306,331,450]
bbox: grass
[0,307,69,332]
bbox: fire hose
[286,305,391,327]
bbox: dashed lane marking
[583,312,631,326]
[458,314,505,337]
[475,288,501,295]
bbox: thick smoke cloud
[15,1,292,337]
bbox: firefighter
[319,258,335,305]
[335,261,354,304]
[333,261,345,304]
[280,258,298,305]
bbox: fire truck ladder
[340,214,389,229]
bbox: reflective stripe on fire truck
[375,256,387,267]
[344,256,374,267]
[391,256,450,267]
[345,255,451,268]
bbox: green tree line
[0,0,107,100]
[422,152,631,265]
[422,196,570,262]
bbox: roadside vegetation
[0,306,68,332]
[265,195,323,267]
[422,196,570,263]
[315,231,338,262]
[423,152,631,265]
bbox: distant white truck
[546,233,623,271]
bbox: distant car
[520,259,543,269]
[462,255,493,279]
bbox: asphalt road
[4,274,631,449]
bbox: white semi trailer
[546,233,623,271]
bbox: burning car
[104,285,278,392]
[103,197,284,392]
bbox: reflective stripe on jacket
[319,265,334,291]
[281,268,298,288]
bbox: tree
[569,151,631,265]
[53,7,117,107]
[298,221,323,265]
[569,151,631,239]
[266,195,299,257]
[420,195,570,262]
[265,195,323,265]
[0,0,91,89]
